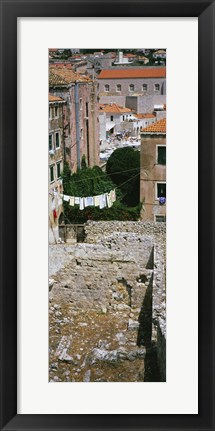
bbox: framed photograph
[0,0,214,430]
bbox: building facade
[140,118,166,222]
[49,94,65,244]
[126,92,166,114]
[98,67,166,99]
[99,103,133,139]
[49,66,100,172]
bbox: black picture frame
[0,1,214,430]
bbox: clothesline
[50,172,140,213]
[63,189,116,210]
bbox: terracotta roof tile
[98,67,166,79]
[49,94,64,102]
[135,113,155,119]
[141,118,166,133]
[99,103,132,114]
[49,66,91,86]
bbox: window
[155,83,160,92]
[105,84,109,92]
[110,115,114,121]
[50,165,54,183]
[129,84,134,92]
[122,115,125,121]
[49,106,52,119]
[49,134,53,151]
[142,84,147,91]
[56,161,61,179]
[55,132,60,149]
[80,98,83,110]
[54,106,58,118]
[156,182,166,199]
[116,84,121,92]
[155,215,166,223]
[157,146,166,165]
[80,128,83,139]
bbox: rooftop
[141,118,166,134]
[99,103,132,114]
[98,67,166,80]
[49,66,91,86]
[135,113,155,119]
[49,94,64,102]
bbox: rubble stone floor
[49,240,161,382]
[49,303,145,382]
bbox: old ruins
[49,221,166,382]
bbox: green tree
[106,147,140,206]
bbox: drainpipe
[75,82,81,169]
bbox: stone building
[99,103,133,139]
[134,113,156,132]
[140,118,166,222]
[49,66,100,172]
[98,67,166,107]
[49,94,65,244]
[126,93,166,115]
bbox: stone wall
[49,221,166,380]
[50,233,154,313]
[84,220,166,243]
[152,240,166,380]
[98,77,166,97]
[126,95,166,114]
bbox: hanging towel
[106,192,113,208]
[63,195,70,202]
[69,197,75,206]
[99,194,106,209]
[110,189,116,202]
[84,196,94,207]
[51,199,56,210]
[74,197,80,205]
[79,197,85,210]
[58,197,63,206]
[94,195,100,207]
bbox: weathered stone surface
[128,319,140,330]
[49,221,166,382]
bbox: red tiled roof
[135,113,155,119]
[49,94,64,102]
[99,103,132,114]
[49,66,91,86]
[98,68,166,79]
[141,118,166,133]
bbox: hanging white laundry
[58,197,63,206]
[99,194,106,209]
[74,197,80,205]
[63,195,70,202]
[79,197,85,210]
[110,189,116,202]
[106,192,113,208]
[69,197,75,206]
[94,195,100,207]
[51,199,56,210]
[54,193,59,211]
[84,196,94,207]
